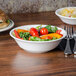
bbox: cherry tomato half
[56,30,62,34]
[45,36,52,40]
[56,30,63,37]
[30,28,39,36]
[40,28,48,35]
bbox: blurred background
[0,0,75,14]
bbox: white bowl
[10,25,67,53]
[55,7,76,25]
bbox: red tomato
[40,28,48,35]
[56,30,63,37]
[58,33,63,37]
[45,36,52,40]
[56,30,62,34]
[30,28,39,36]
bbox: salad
[13,25,63,41]
[59,8,76,18]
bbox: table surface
[0,12,76,76]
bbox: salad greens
[19,32,30,40]
[29,36,51,41]
[35,25,58,33]
[45,25,58,33]
[36,25,42,30]
[52,37,57,40]
[6,19,10,23]
[29,36,57,41]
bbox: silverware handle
[64,39,72,54]
[73,40,76,54]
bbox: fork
[73,31,76,54]
[64,25,73,55]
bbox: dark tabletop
[0,12,76,76]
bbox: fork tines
[64,25,73,55]
[64,25,73,39]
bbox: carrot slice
[17,29,29,33]
[14,30,23,39]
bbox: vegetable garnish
[40,28,48,35]
[36,25,42,30]
[17,29,29,33]
[30,27,39,37]
[56,30,63,36]
[13,25,63,41]
[45,25,58,33]
[14,30,23,39]
[19,32,30,40]
[45,36,52,40]
[56,30,62,34]
[40,33,62,39]
[6,19,10,23]
[29,36,52,41]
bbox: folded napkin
[58,38,75,51]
